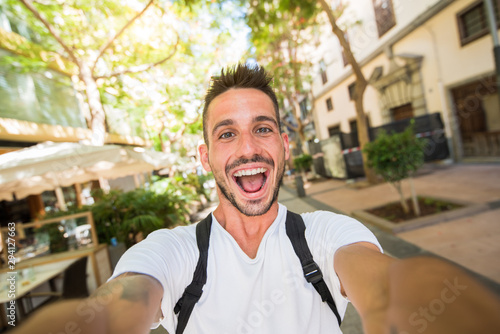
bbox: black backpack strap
[285,211,342,326]
[174,213,212,334]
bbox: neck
[213,201,280,259]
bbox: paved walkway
[279,162,500,334]
[282,163,500,285]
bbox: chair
[59,256,90,299]
[27,256,89,305]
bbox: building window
[348,82,356,100]
[342,51,348,67]
[328,125,341,137]
[326,97,334,111]
[349,119,358,134]
[373,0,396,37]
[457,0,500,46]
[319,59,328,84]
[341,33,350,67]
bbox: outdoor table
[0,257,77,327]
[0,244,111,328]
[10,244,111,291]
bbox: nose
[236,131,262,158]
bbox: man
[15,64,500,334]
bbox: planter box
[352,198,489,234]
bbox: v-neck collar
[211,203,287,263]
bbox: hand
[385,257,500,334]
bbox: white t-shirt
[111,203,382,334]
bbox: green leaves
[293,153,313,172]
[244,0,321,151]
[3,0,243,147]
[88,178,201,248]
[363,123,425,184]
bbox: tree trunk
[319,0,377,183]
[408,176,421,216]
[393,181,410,215]
[285,92,309,155]
[354,93,378,183]
[80,64,106,146]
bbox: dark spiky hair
[202,63,280,146]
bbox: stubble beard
[212,154,286,217]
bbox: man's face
[199,88,290,217]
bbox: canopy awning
[0,141,175,201]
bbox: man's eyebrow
[254,115,278,127]
[212,119,234,137]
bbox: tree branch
[281,116,298,133]
[95,32,179,79]
[92,0,155,72]
[18,0,80,65]
[318,0,367,91]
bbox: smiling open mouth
[233,168,268,193]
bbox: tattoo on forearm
[120,284,150,305]
[91,274,150,306]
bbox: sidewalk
[279,162,500,334]
[281,163,500,285]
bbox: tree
[317,0,376,183]
[244,0,321,154]
[141,1,247,157]
[2,0,208,145]
[363,124,425,216]
[245,0,377,181]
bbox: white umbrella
[0,141,174,202]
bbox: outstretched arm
[335,242,500,334]
[13,272,163,334]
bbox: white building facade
[311,0,500,164]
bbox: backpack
[173,210,342,334]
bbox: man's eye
[220,132,234,139]
[256,127,272,134]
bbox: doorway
[451,77,500,157]
[391,103,414,121]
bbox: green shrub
[41,173,211,249]
[363,122,425,215]
[293,154,313,173]
[91,185,191,248]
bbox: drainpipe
[424,25,456,161]
[484,0,500,104]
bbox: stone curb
[352,201,490,234]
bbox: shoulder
[127,223,198,255]
[145,223,198,246]
[111,224,199,281]
[300,210,382,252]
[301,210,364,233]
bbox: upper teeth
[233,168,267,177]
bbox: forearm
[13,274,163,334]
[13,297,156,334]
[12,299,108,334]
[383,256,500,334]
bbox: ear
[282,132,290,161]
[198,143,212,172]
